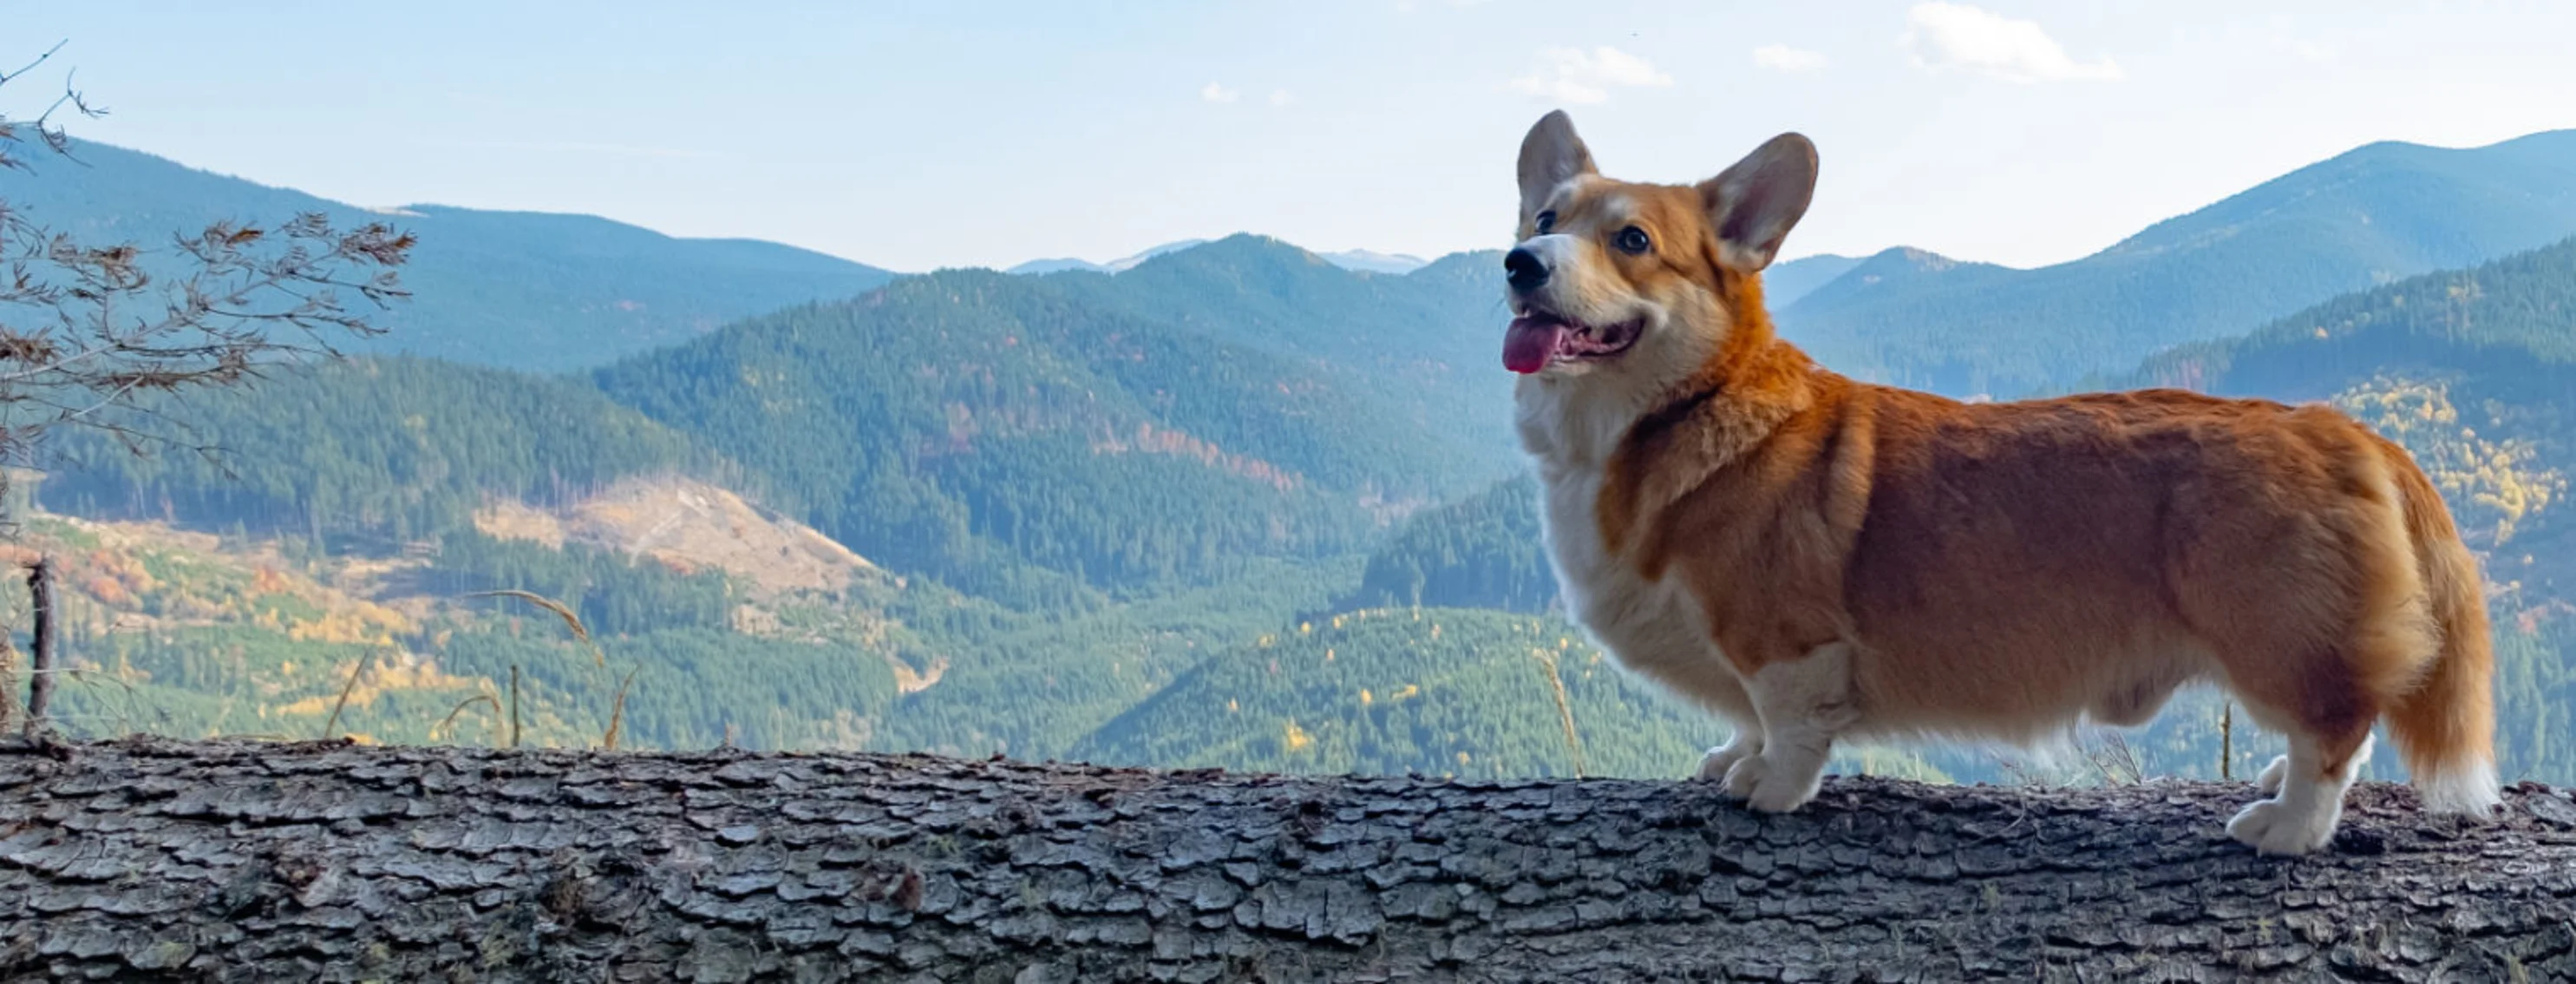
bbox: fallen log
[3,739,2574,982]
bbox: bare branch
[0,44,413,514]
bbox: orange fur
[1504,110,2499,854]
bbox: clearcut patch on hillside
[474,476,890,598]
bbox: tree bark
[5,739,2576,982]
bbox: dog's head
[1501,110,1817,384]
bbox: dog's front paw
[1722,754,1819,813]
[1695,738,1759,781]
[2226,797,2331,856]
[2253,755,2289,795]
[1719,753,1769,800]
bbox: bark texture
[5,739,2576,982]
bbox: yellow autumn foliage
[1282,718,1313,752]
[2333,376,2565,544]
[272,652,472,716]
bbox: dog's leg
[2228,731,2373,855]
[1722,641,1859,813]
[1692,672,1763,781]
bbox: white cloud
[1269,89,1295,107]
[1751,43,1829,73]
[1902,3,2122,83]
[1510,46,1675,105]
[2285,39,2335,63]
[1200,82,1239,103]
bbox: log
[4,739,2576,982]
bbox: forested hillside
[1334,476,1555,615]
[15,246,1532,762]
[592,255,1515,606]
[1069,607,1702,778]
[1781,129,2576,396]
[0,506,919,752]
[1028,234,1519,476]
[7,140,895,371]
[38,358,700,544]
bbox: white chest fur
[1514,378,1744,712]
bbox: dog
[1500,109,2500,855]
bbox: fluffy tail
[2382,449,2501,814]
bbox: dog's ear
[1698,133,1818,272]
[1517,110,1596,222]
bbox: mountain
[7,139,896,372]
[1331,476,1555,616]
[1318,249,1431,275]
[1006,239,1211,275]
[1762,253,1866,308]
[588,256,1512,607]
[1004,257,1110,275]
[21,233,1529,761]
[1780,129,2576,397]
[1037,235,1519,475]
[38,356,699,544]
[1010,240,1432,277]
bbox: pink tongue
[1502,317,1566,374]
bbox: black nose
[1504,247,1548,291]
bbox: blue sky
[8,2,2576,273]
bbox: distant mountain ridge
[1317,249,1432,275]
[1009,239,1430,276]
[1777,129,2576,397]
[9,138,898,372]
[1007,239,1213,275]
[1762,253,1866,307]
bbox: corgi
[1501,109,2500,855]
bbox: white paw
[1695,738,1759,781]
[2226,798,2333,856]
[2254,755,2288,795]
[1723,754,1820,813]
[1720,753,1769,800]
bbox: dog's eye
[1616,226,1651,254]
[1534,210,1556,234]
